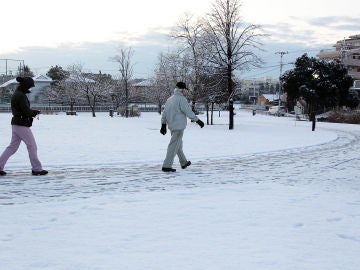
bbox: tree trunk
[91,102,96,117]
[125,96,129,118]
[192,100,196,113]
[206,103,209,125]
[86,93,96,117]
[229,99,234,129]
[228,64,234,130]
[158,102,162,115]
[211,102,214,125]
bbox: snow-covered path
[1,112,360,270]
[1,124,359,205]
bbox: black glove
[196,119,204,128]
[160,124,167,135]
[32,110,41,117]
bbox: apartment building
[317,34,360,80]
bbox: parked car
[268,106,286,116]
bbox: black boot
[32,170,48,176]
[181,161,191,169]
[162,167,176,172]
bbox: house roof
[33,74,52,82]
[0,74,52,87]
[65,74,95,83]
[261,94,282,102]
[132,79,154,87]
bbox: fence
[0,104,160,113]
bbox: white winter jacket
[161,88,199,130]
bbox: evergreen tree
[47,65,69,83]
[18,65,34,77]
[282,54,354,113]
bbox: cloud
[309,16,360,29]
[1,13,358,81]
[0,30,175,78]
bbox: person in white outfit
[160,82,204,172]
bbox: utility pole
[275,51,288,114]
[0,58,25,76]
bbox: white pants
[162,130,188,168]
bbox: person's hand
[196,119,204,128]
[160,124,167,135]
[32,110,41,117]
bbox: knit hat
[176,81,188,90]
[16,76,35,90]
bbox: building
[317,34,360,80]
[237,78,279,105]
[0,74,52,104]
[258,94,282,106]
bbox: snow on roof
[261,94,281,102]
[65,74,95,83]
[0,78,17,87]
[33,74,52,82]
[132,79,154,87]
[0,74,52,87]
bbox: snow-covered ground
[1,110,359,270]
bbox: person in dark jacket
[0,76,48,176]
[160,82,204,172]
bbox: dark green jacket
[11,86,39,127]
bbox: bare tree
[110,76,125,111]
[41,86,58,110]
[44,66,70,110]
[46,64,114,116]
[150,79,171,114]
[65,64,90,113]
[60,64,108,116]
[205,0,265,129]
[192,64,228,124]
[55,81,79,113]
[47,64,83,113]
[171,14,207,112]
[152,51,191,113]
[84,71,113,117]
[111,48,134,118]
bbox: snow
[1,110,360,270]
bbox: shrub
[325,109,360,124]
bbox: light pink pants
[0,125,43,171]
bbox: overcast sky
[0,0,359,80]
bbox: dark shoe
[0,170,6,176]
[162,167,176,172]
[181,161,191,169]
[32,170,48,176]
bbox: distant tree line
[45,59,134,118]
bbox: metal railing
[0,104,160,113]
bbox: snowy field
[1,110,360,270]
